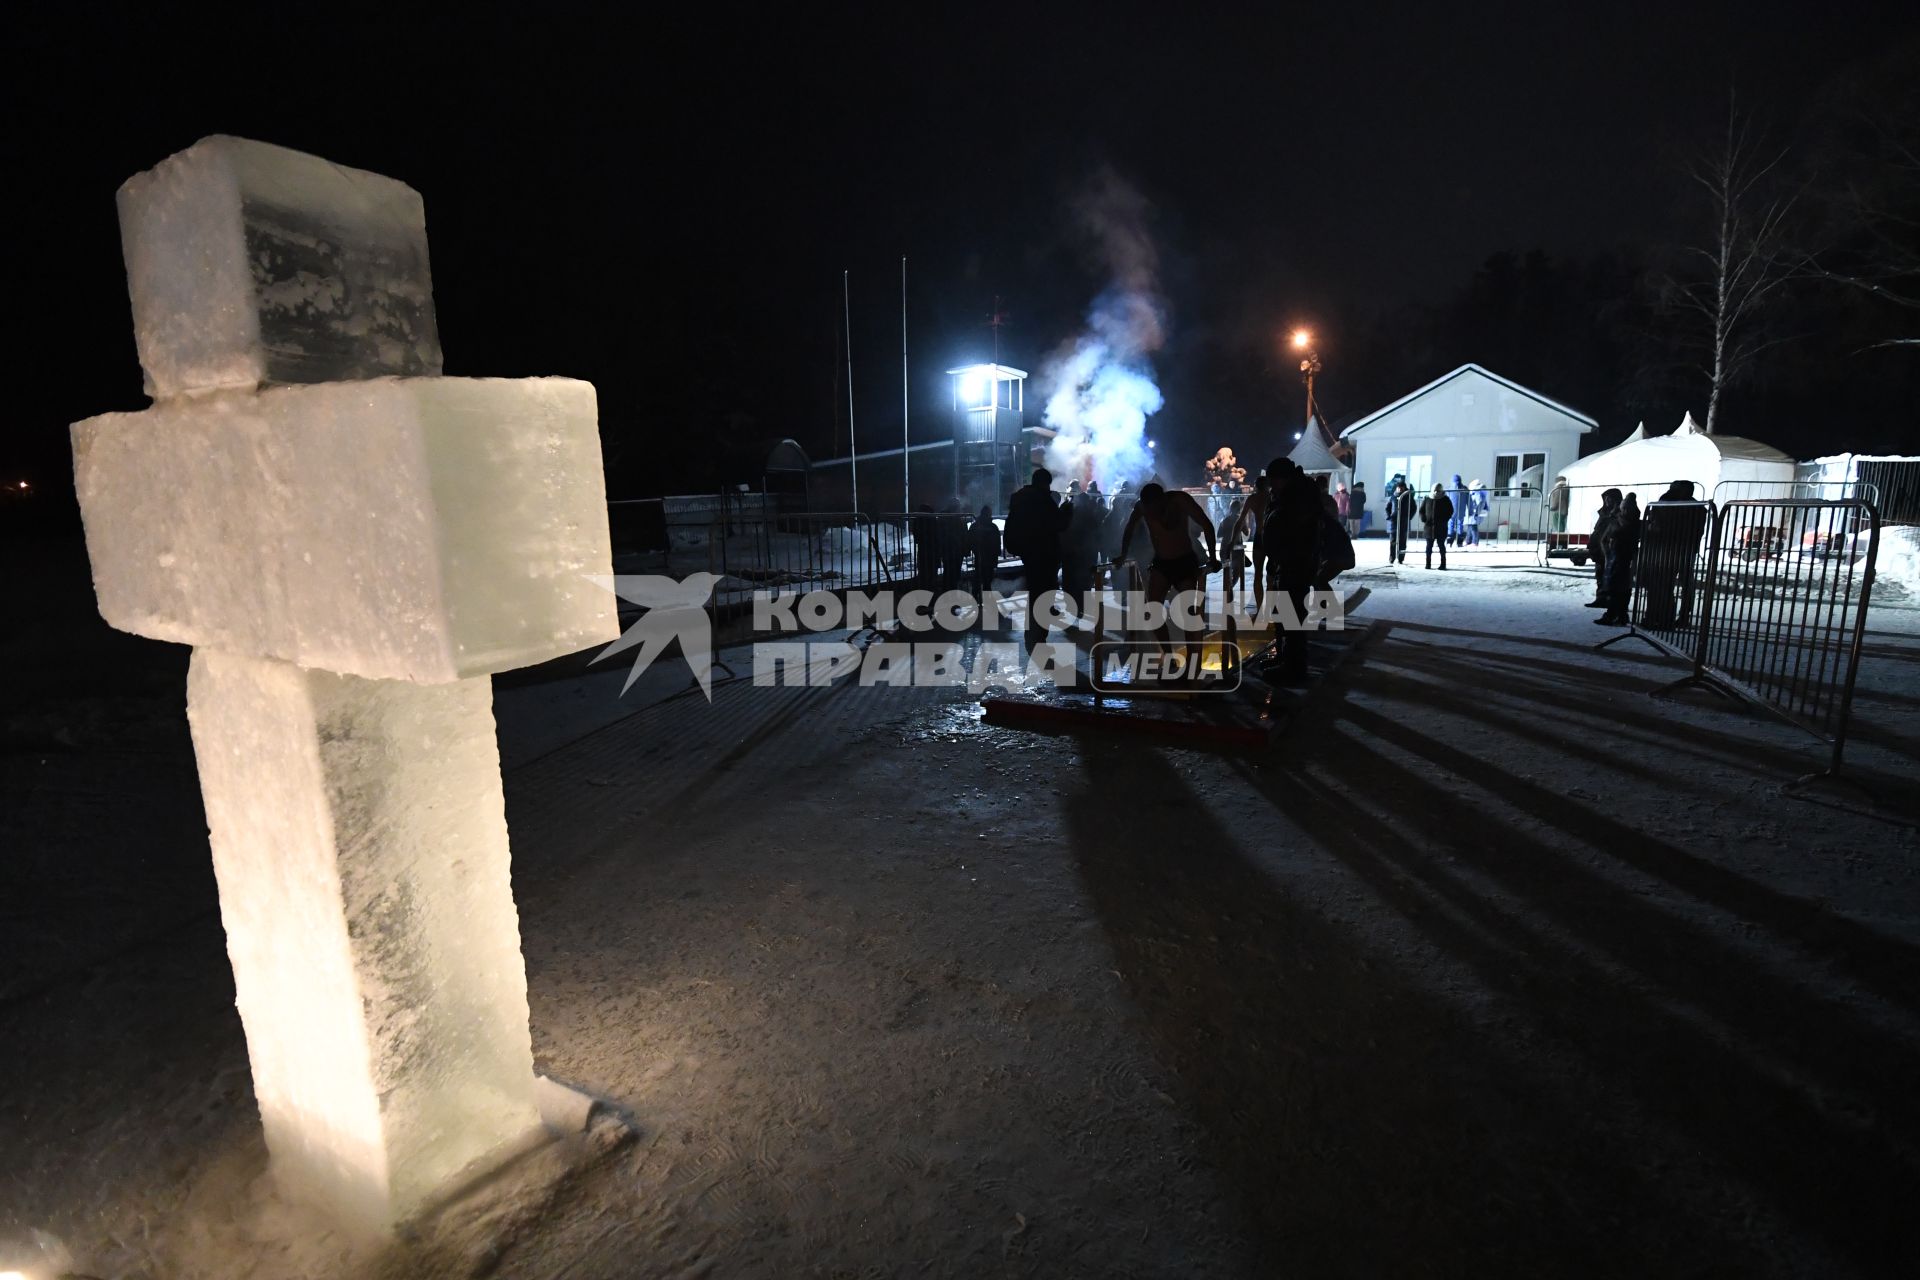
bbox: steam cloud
[1041,170,1166,492]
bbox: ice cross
[69,136,618,1236]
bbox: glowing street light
[1290,328,1323,433]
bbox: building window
[1495,451,1547,494]
[1383,454,1434,494]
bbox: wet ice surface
[6,534,1920,1278]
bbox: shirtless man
[1119,483,1219,604]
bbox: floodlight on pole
[1291,328,1323,434]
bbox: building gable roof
[1338,364,1598,438]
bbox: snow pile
[1874,525,1920,597]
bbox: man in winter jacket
[1597,493,1642,625]
[967,504,1001,599]
[1639,481,1709,628]
[1446,474,1470,545]
[1262,458,1322,683]
[1004,469,1072,649]
[1385,475,1413,565]
[1420,484,1455,569]
[1586,489,1621,608]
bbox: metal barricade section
[700,510,890,601]
[1689,499,1879,761]
[1710,478,1880,506]
[1545,481,1676,568]
[1604,497,1881,778]
[1618,500,1714,660]
[1382,486,1547,557]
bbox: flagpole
[900,256,910,513]
[843,270,858,514]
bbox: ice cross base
[187,651,545,1231]
[70,136,617,1239]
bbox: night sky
[6,2,1917,509]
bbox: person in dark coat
[1003,468,1072,649]
[1243,473,1271,612]
[909,504,938,587]
[1105,480,1139,563]
[1597,493,1642,625]
[1219,497,1248,601]
[1419,484,1455,569]
[936,501,969,591]
[1586,489,1621,607]
[1061,481,1105,600]
[1386,475,1414,565]
[967,503,1000,598]
[1445,474,1469,546]
[1639,480,1708,628]
[1347,479,1367,538]
[1262,458,1322,684]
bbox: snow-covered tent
[1557,416,1794,538]
[1286,417,1351,487]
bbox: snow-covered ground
[4,532,1919,1278]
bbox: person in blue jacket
[1446,474,1469,546]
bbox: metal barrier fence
[869,513,1017,591]
[1544,480,1876,571]
[1600,499,1715,661]
[1710,479,1878,506]
[1601,497,1881,779]
[1854,459,1920,525]
[1545,481,1672,568]
[1382,487,1548,554]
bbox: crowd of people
[987,458,1352,684]
[1584,479,1705,627]
[1372,473,1499,567]
[895,459,1722,692]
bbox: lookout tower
[947,362,1026,510]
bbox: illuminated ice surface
[187,649,545,1232]
[72,376,617,682]
[117,135,442,398]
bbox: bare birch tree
[1661,92,1801,433]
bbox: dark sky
[5,1,1916,504]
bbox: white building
[1338,364,1596,528]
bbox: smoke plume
[1041,169,1166,491]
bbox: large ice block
[118,135,442,397]
[187,649,543,1232]
[72,377,617,682]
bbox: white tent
[1557,417,1794,538]
[1286,418,1350,482]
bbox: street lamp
[1291,328,1322,434]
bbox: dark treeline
[1324,42,1920,460]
